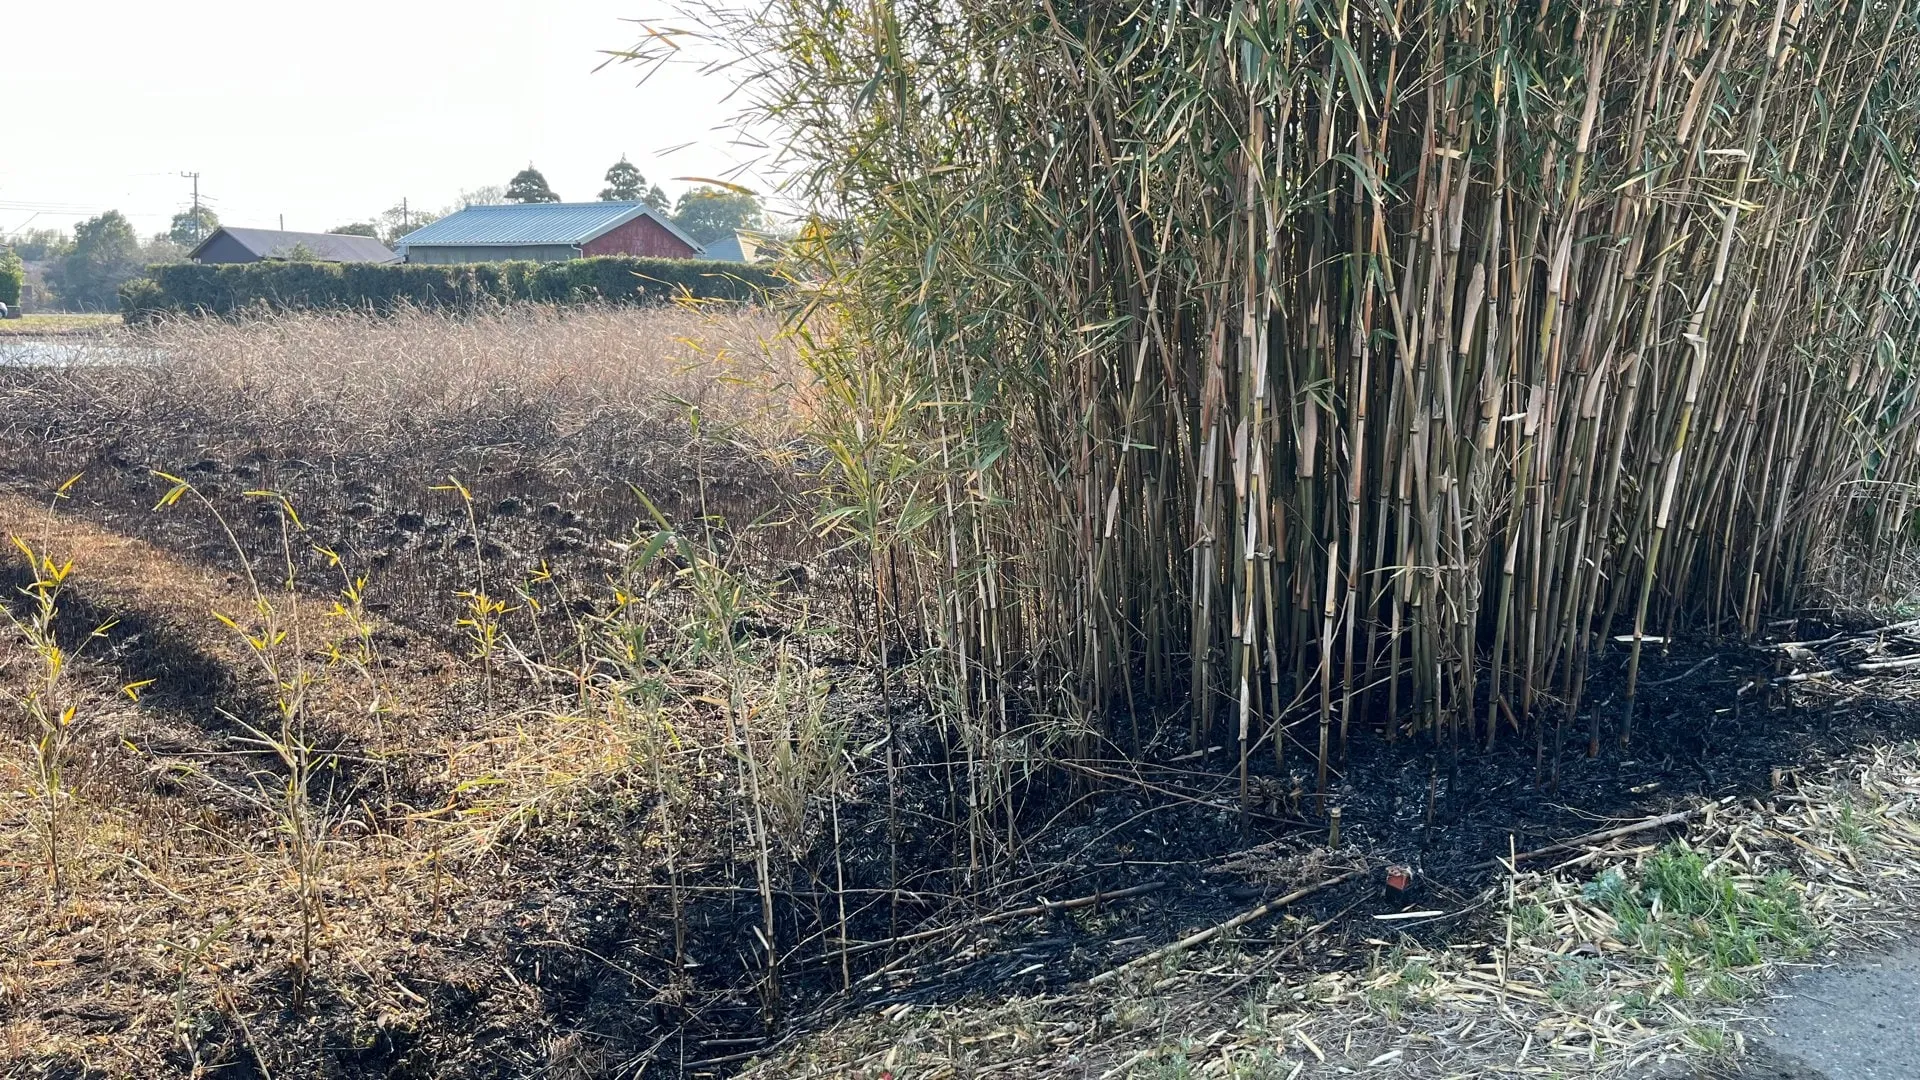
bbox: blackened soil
[0,430,822,650]
[517,633,1920,1075]
[712,629,1920,1033]
[1334,632,1893,883]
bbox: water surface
[0,336,157,367]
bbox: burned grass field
[2,306,1919,1079]
[0,306,808,638]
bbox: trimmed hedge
[119,256,785,322]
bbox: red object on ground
[1386,865,1413,891]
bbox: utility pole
[180,172,203,242]
[402,198,409,232]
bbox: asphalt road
[1740,945,1920,1079]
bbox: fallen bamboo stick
[1772,654,1920,684]
[1468,803,1721,873]
[1087,868,1365,986]
[1761,617,1920,652]
[1642,656,1717,686]
[979,880,1170,924]
[815,879,1169,964]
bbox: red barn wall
[581,214,698,258]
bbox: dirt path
[1740,945,1920,1079]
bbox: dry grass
[0,499,465,1074]
[0,313,119,336]
[139,304,799,446]
[4,303,800,458]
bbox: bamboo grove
[692,0,1920,854]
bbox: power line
[0,200,115,213]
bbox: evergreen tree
[505,166,561,204]
[599,157,668,209]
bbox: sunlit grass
[0,313,119,336]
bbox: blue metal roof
[701,232,749,262]
[393,201,703,251]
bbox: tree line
[325,161,764,248]
[0,214,187,312]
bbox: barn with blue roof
[392,202,703,264]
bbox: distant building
[393,202,701,264]
[189,227,399,265]
[21,263,51,311]
[701,230,766,263]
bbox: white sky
[0,1,763,240]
